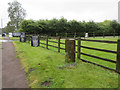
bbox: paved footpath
[2,38,28,88]
[0,42,2,89]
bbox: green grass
[0,36,19,40]
[10,37,20,40]
[0,37,3,39]
[13,38,119,88]
[40,37,118,70]
[86,37,119,41]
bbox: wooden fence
[76,38,120,73]
[52,32,120,38]
[40,36,65,52]
[26,32,120,38]
[25,35,120,73]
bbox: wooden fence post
[66,33,68,38]
[74,32,76,39]
[46,35,48,49]
[93,32,95,38]
[56,33,58,37]
[103,32,105,38]
[77,37,81,59]
[58,36,61,52]
[84,32,85,39]
[28,36,31,43]
[116,39,120,73]
[113,31,115,37]
[65,39,75,62]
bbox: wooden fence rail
[80,46,117,54]
[38,36,66,52]
[80,52,116,63]
[77,37,120,73]
[25,35,120,73]
[79,39,117,44]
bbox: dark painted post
[58,36,61,52]
[46,35,48,49]
[77,37,81,59]
[116,39,120,73]
[38,35,40,46]
[65,39,75,62]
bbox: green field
[13,37,119,88]
[10,37,20,40]
[0,37,3,39]
[40,37,119,70]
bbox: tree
[3,21,16,33]
[8,0,26,32]
[68,20,85,33]
[110,20,120,33]
[85,21,99,33]
[19,20,36,33]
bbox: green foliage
[20,20,37,33]
[19,18,120,35]
[98,20,113,33]
[110,20,120,33]
[8,0,26,32]
[85,21,99,32]
[3,21,16,33]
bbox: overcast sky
[0,0,119,28]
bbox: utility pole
[0,19,3,34]
[118,1,120,23]
[1,19,3,28]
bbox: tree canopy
[19,18,120,36]
[8,0,26,32]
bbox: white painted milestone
[85,33,88,38]
[9,33,13,37]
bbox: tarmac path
[2,37,28,88]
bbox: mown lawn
[0,37,4,39]
[13,38,119,88]
[40,37,119,70]
[10,37,20,40]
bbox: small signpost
[65,39,75,62]
[20,33,26,42]
[31,36,39,47]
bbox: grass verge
[40,37,118,70]
[13,41,118,88]
[10,37,20,40]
